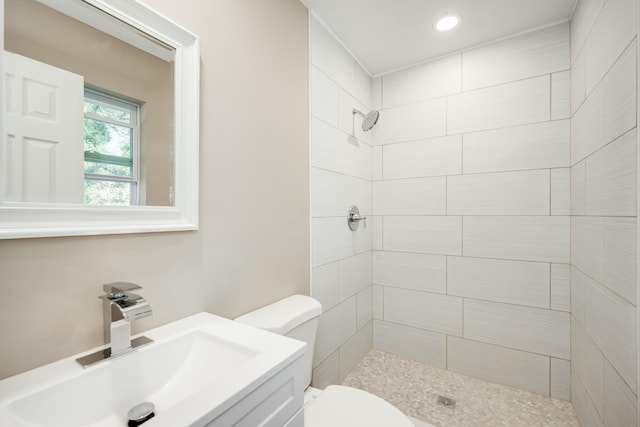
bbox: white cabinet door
[3,51,84,203]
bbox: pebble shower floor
[341,350,579,427]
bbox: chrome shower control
[348,206,366,231]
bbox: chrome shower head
[352,108,380,131]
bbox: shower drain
[437,395,457,408]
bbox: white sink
[0,313,306,427]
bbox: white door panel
[3,51,84,203]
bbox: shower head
[352,108,380,132]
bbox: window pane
[84,117,133,159]
[84,161,132,177]
[84,99,132,124]
[84,179,132,206]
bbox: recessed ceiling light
[435,14,461,31]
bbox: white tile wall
[447,170,550,215]
[373,251,446,293]
[584,0,637,93]
[603,361,638,427]
[372,285,383,320]
[550,264,571,312]
[447,256,550,308]
[603,218,637,305]
[462,120,570,174]
[373,177,446,215]
[383,135,462,179]
[586,129,636,216]
[372,146,382,180]
[373,97,447,144]
[374,320,446,368]
[551,358,571,400]
[371,216,383,250]
[570,2,638,422]
[551,168,570,215]
[384,287,462,336]
[384,216,462,255]
[464,299,570,359]
[447,76,550,134]
[551,70,571,120]
[462,23,569,91]
[383,54,461,108]
[463,216,569,263]
[447,336,550,396]
[310,16,373,390]
[585,281,637,394]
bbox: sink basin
[0,313,306,426]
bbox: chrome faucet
[76,282,153,367]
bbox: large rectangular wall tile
[603,42,637,144]
[463,120,570,174]
[372,216,383,250]
[586,129,636,216]
[311,167,340,217]
[311,118,356,175]
[310,17,355,94]
[372,76,382,110]
[312,262,340,311]
[373,177,446,215]
[448,76,550,134]
[571,367,588,427]
[571,216,604,283]
[551,358,571,401]
[584,0,637,93]
[572,319,604,417]
[571,160,586,215]
[447,256,550,308]
[339,322,372,381]
[339,252,371,301]
[339,174,371,216]
[571,48,587,116]
[314,297,357,365]
[570,0,604,63]
[551,264,570,312]
[373,97,447,144]
[372,285,383,320]
[586,281,637,394]
[373,251,446,294]
[463,216,569,263]
[311,66,339,126]
[463,23,569,91]
[385,216,462,255]
[374,320,446,369]
[571,267,593,329]
[311,349,340,389]
[464,299,570,359]
[353,219,372,255]
[447,170,550,215]
[384,287,462,336]
[372,146,382,180]
[383,54,461,108]
[571,82,604,163]
[383,135,462,179]
[312,217,354,267]
[603,217,637,305]
[603,360,638,427]
[586,397,604,427]
[355,63,372,109]
[552,70,571,120]
[448,336,550,396]
[356,287,373,329]
[551,168,570,215]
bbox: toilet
[234,295,416,427]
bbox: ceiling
[301,0,578,76]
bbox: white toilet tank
[235,295,322,389]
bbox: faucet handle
[103,282,142,300]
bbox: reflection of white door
[2,51,84,203]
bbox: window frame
[83,88,141,206]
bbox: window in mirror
[83,89,140,206]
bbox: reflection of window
[83,89,140,206]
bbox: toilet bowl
[234,295,415,427]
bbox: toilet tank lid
[234,295,322,335]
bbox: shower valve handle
[347,206,366,231]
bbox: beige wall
[0,0,309,379]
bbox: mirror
[0,0,200,238]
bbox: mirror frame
[0,0,199,239]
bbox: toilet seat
[304,385,414,427]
